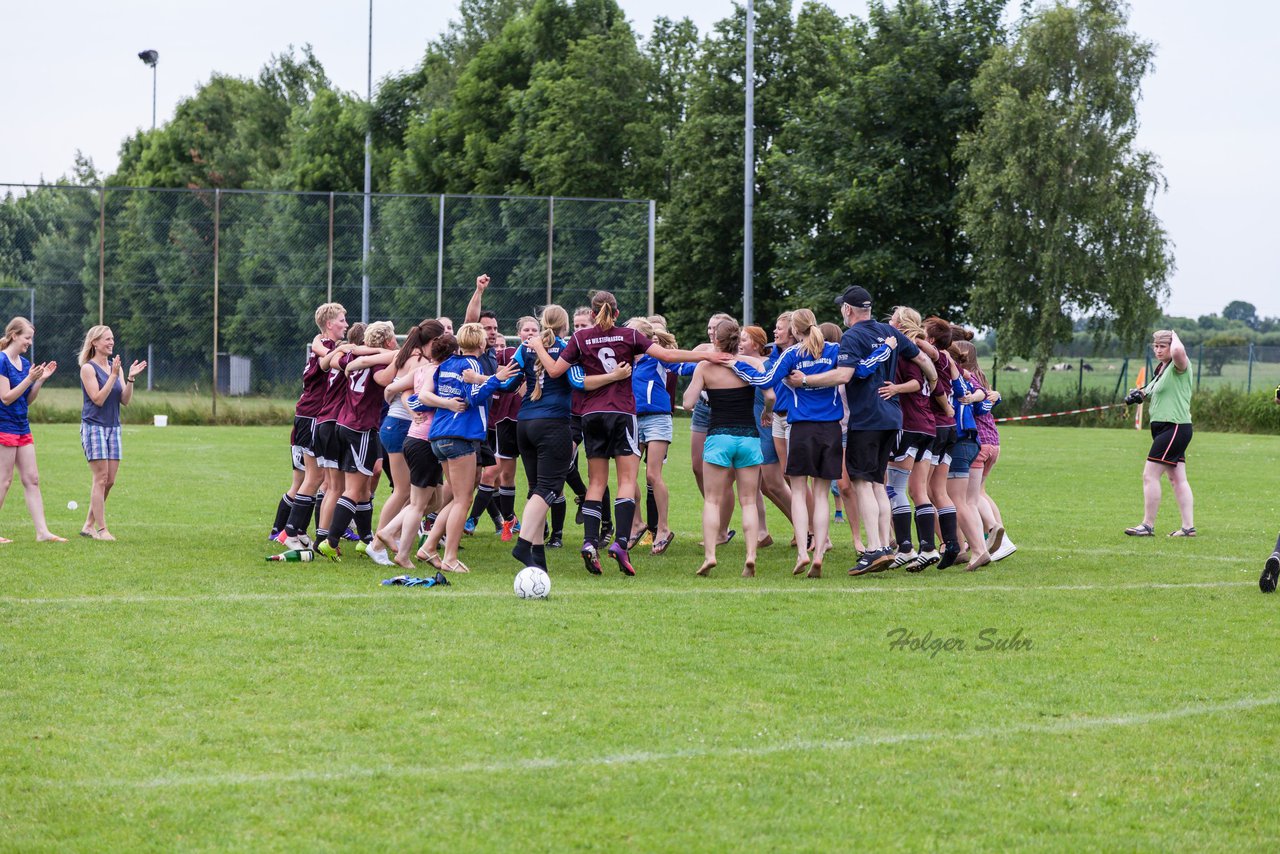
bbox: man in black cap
[788,285,937,575]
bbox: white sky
[1,0,1274,320]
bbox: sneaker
[501,518,517,542]
[849,548,893,576]
[1262,552,1280,594]
[463,517,477,536]
[548,532,564,549]
[986,525,1006,555]
[580,542,603,575]
[914,549,941,570]
[890,550,918,570]
[937,545,962,570]
[316,541,341,562]
[367,546,394,567]
[991,537,1017,562]
[608,541,636,576]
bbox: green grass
[3,421,1280,850]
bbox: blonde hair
[648,314,667,328]
[78,325,113,366]
[314,302,346,331]
[457,322,486,353]
[790,309,824,360]
[1153,329,1173,346]
[627,317,676,350]
[891,306,927,341]
[591,291,618,332]
[0,317,33,351]
[517,315,538,333]
[531,305,570,401]
[365,321,396,349]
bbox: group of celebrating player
[269,277,1017,579]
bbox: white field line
[0,579,1253,607]
[68,693,1280,791]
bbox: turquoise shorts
[703,432,764,469]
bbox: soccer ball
[514,566,551,599]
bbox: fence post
[212,189,220,421]
[327,192,334,303]
[1113,356,1128,400]
[1247,341,1254,393]
[1195,342,1203,390]
[97,185,106,326]
[436,195,446,318]
[1077,358,1084,405]
[647,200,656,317]
[546,196,554,307]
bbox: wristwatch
[801,376,809,388]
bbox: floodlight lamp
[138,50,159,67]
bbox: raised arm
[81,357,123,408]
[1170,330,1189,372]
[463,274,489,324]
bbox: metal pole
[212,189,220,420]
[98,186,106,325]
[360,0,373,324]
[147,343,153,392]
[151,64,157,131]
[742,0,754,327]
[1195,342,1202,390]
[436,194,445,317]
[546,196,554,307]
[1077,358,1083,405]
[1247,341,1254,393]
[29,289,35,362]
[327,192,335,303]
[647,200,656,316]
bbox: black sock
[613,498,636,548]
[565,463,586,497]
[469,485,495,524]
[551,496,566,536]
[272,494,294,534]
[312,491,325,531]
[582,500,602,545]
[329,498,357,548]
[1274,531,1280,554]
[498,486,516,522]
[892,509,914,554]
[915,504,936,551]
[646,485,658,533]
[600,486,612,536]
[938,507,958,550]
[512,537,534,567]
[355,501,374,543]
[532,544,547,570]
[285,494,315,537]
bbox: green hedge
[993,387,1280,434]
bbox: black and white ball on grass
[514,566,551,599]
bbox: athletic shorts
[518,418,574,502]
[313,420,342,470]
[81,423,121,461]
[1149,421,1192,466]
[0,431,34,447]
[893,430,935,464]
[570,414,584,446]
[771,411,791,441]
[582,412,639,459]
[637,413,674,445]
[845,428,898,483]
[931,426,958,467]
[690,399,712,433]
[291,415,316,461]
[479,428,498,468]
[378,414,412,455]
[972,443,1000,475]
[948,437,980,478]
[705,431,765,469]
[432,437,482,462]
[337,425,382,476]
[785,420,843,481]
[493,420,519,460]
[403,436,444,488]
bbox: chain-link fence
[0,184,654,408]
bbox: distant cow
[1081,362,1094,372]
[1002,363,1022,372]
[1050,362,1073,371]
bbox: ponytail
[395,319,444,369]
[791,309,824,360]
[531,304,569,401]
[590,291,618,332]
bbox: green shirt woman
[1124,330,1195,537]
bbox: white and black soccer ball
[514,566,551,599]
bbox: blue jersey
[427,354,503,441]
[632,356,673,415]
[952,374,978,436]
[0,354,32,435]
[732,342,844,423]
[509,338,574,420]
[838,320,920,431]
[762,348,795,416]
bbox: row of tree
[3,0,1172,408]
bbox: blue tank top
[82,362,123,427]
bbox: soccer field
[3,422,1279,850]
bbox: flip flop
[441,559,470,574]
[650,532,676,555]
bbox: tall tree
[959,0,1172,410]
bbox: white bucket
[154,414,169,427]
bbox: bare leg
[853,478,883,551]
[808,478,831,577]
[1167,462,1194,530]
[698,463,732,575]
[1141,461,1164,527]
[647,441,671,540]
[691,429,707,498]
[948,476,990,569]
[17,445,62,541]
[737,466,760,576]
[788,475,811,573]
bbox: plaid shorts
[81,423,122,461]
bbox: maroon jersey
[337,352,388,432]
[316,350,349,423]
[896,354,935,435]
[295,337,336,418]
[561,325,654,414]
[490,346,521,423]
[930,350,955,428]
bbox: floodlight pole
[150,63,157,130]
[743,0,754,327]
[360,0,373,324]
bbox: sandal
[1169,526,1197,538]
[417,550,444,570]
[441,559,470,574]
[1124,523,1154,537]
[650,531,676,555]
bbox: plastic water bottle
[266,549,314,562]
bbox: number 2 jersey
[337,352,387,432]
[559,324,654,415]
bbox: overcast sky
[1,0,1273,320]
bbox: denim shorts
[637,413,674,445]
[431,437,482,461]
[690,399,712,433]
[704,432,764,469]
[758,425,779,465]
[379,415,412,455]
[948,436,980,478]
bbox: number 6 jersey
[559,324,654,414]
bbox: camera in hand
[1124,388,1145,405]
[1274,383,1280,403]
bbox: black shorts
[1148,421,1192,466]
[313,420,342,470]
[845,428,898,483]
[337,425,382,476]
[403,436,444,488]
[518,418,574,502]
[785,420,843,481]
[478,428,497,468]
[931,425,958,466]
[494,420,519,460]
[893,430,934,464]
[570,413,584,446]
[582,412,639,459]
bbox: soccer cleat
[637,529,654,548]
[501,518,517,542]
[937,545,961,570]
[600,519,615,546]
[355,541,369,557]
[574,495,585,525]
[316,540,341,562]
[513,519,521,534]
[1261,552,1280,594]
[580,542,603,575]
[914,549,941,570]
[274,529,289,545]
[282,535,307,552]
[463,517,477,536]
[890,550,918,570]
[548,533,564,549]
[341,527,360,542]
[608,541,636,576]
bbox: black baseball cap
[834,285,872,309]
